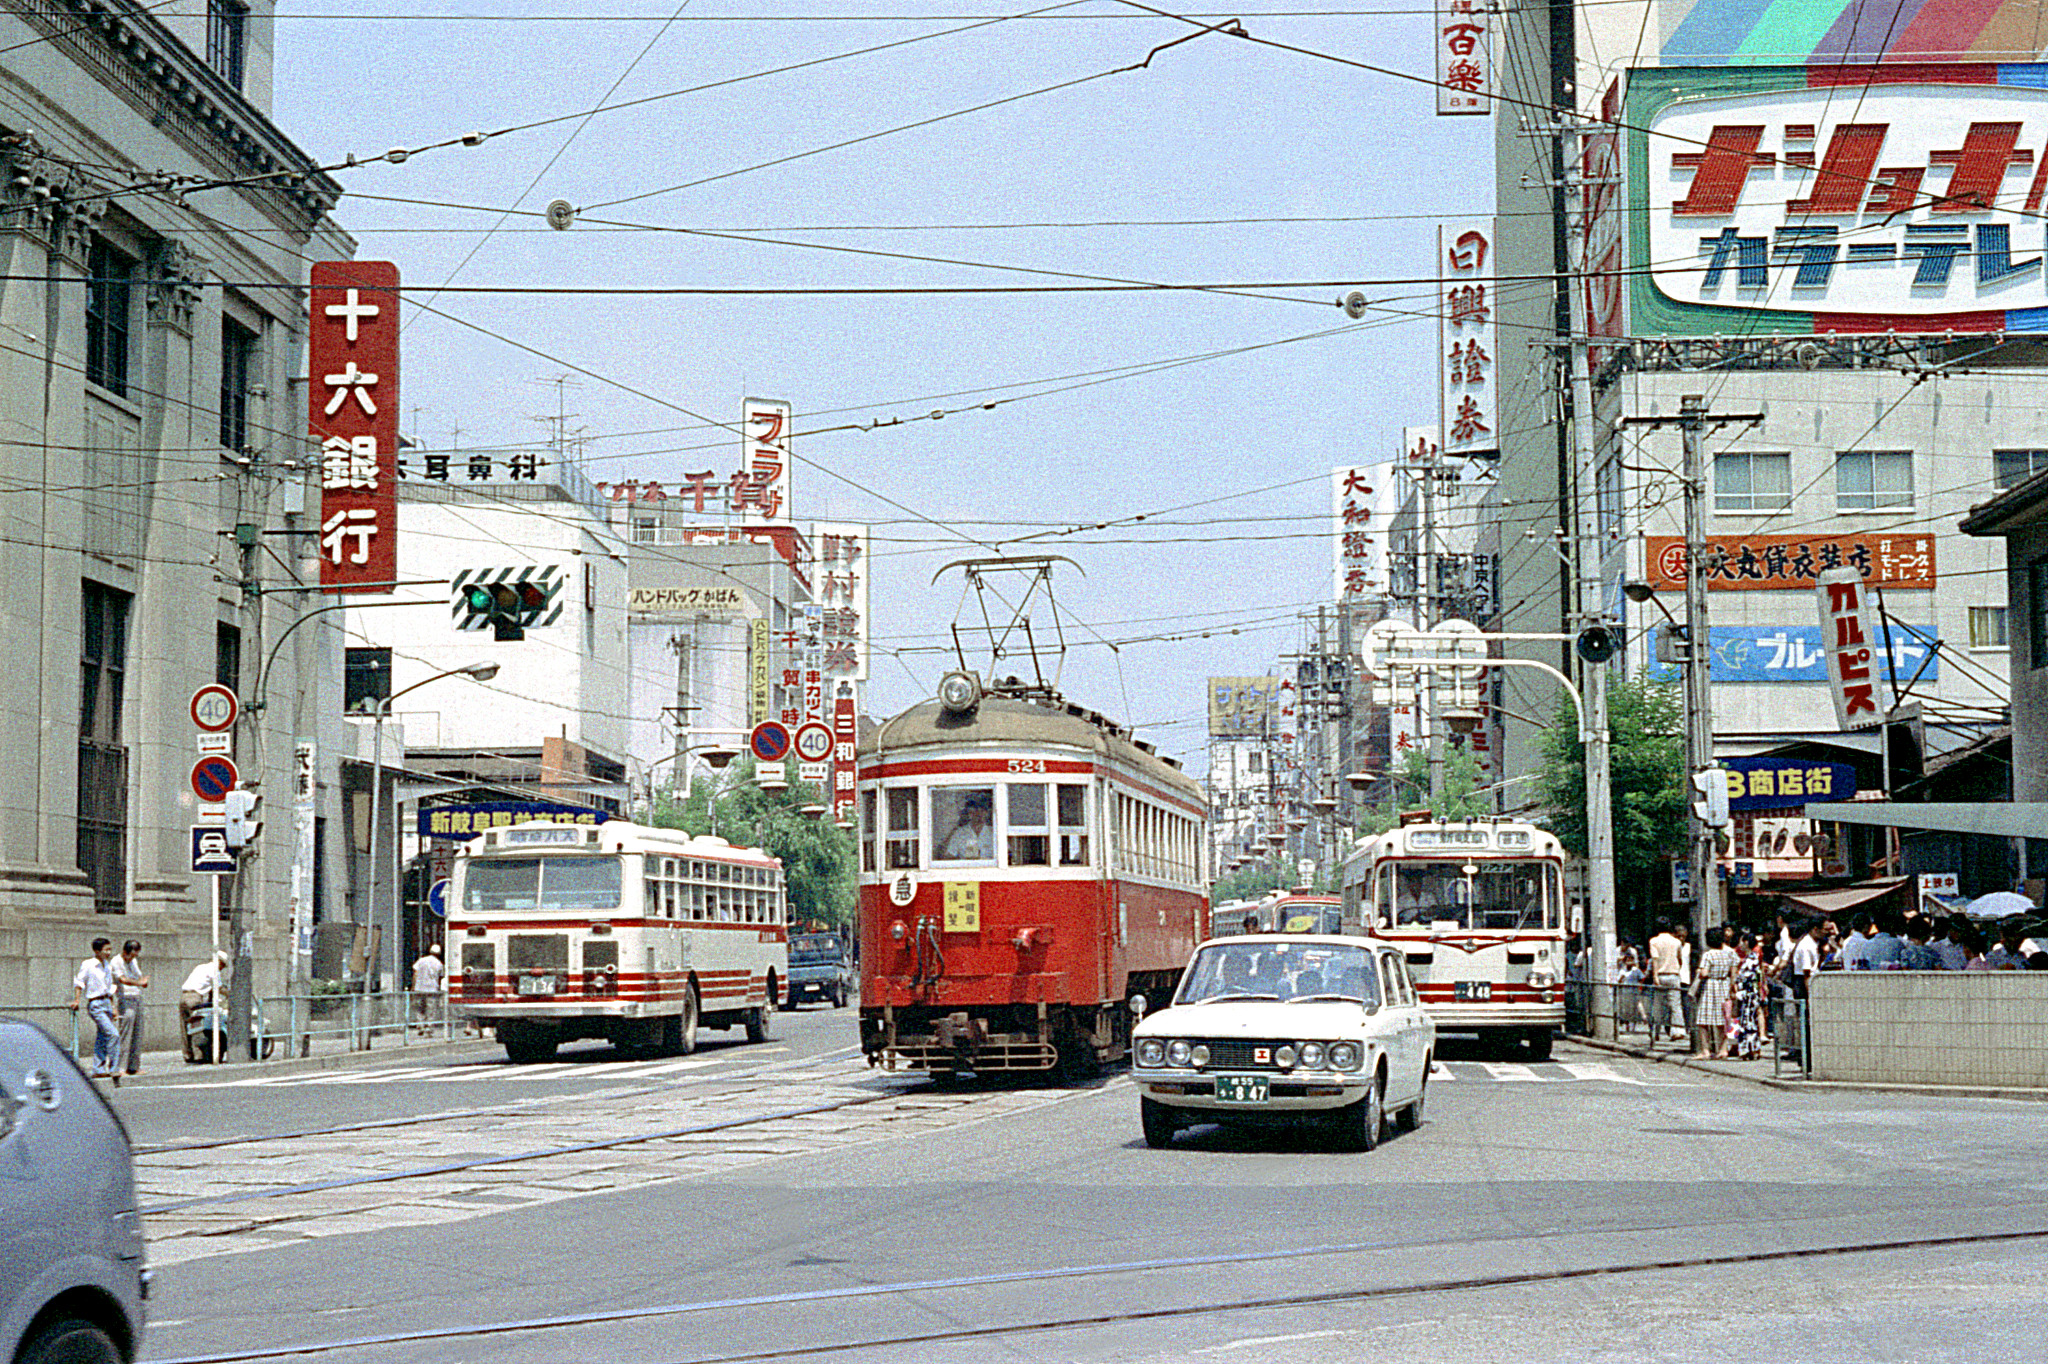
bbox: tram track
[141,1221,2048,1364]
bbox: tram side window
[645,877,662,917]
[1057,784,1088,865]
[1007,783,1049,867]
[885,788,919,869]
[932,786,995,863]
[860,789,877,873]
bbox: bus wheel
[1526,1028,1554,1061]
[501,1022,557,1065]
[678,984,700,1056]
[745,1004,771,1043]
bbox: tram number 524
[1006,758,1046,773]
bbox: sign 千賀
[1647,533,1934,592]
[1816,568,1888,731]
[311,261,400,593]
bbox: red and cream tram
[1341,818,1567,1058]
[855,672,1210,1075]
[449,819,787,1063]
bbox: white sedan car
[1131,935,1434,1150]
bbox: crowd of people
[1577,906,2048,1061]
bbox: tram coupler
[932,1011,986,1052]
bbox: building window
[1716,451,1792,512]
[1835,450,1913,512]
[208,0,248,89]
[85,238,132,396]
[1969,607,2010,649]
[1994,450,2048,491]
[345,647,391,713]
[220,318,255,452]
[79,581,131,914]
[216,622,242,692]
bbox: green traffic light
[464,585,493,611]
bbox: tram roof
[862,695,1200,799]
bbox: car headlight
[1275,1044,1297,1071]
[1166,1039,1192,1067]
[1328,1041,1362,1071]
[1136,1038,1165,1067]
[1190,1044,1210,1068]
[1298,1041,1326,1069]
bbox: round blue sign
[750,721,792,763]
[428,878,449,919]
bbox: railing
[4,992,468,1066]
[1570,980,1797,1071]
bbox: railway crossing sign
[190,684,238,733]
[190,755,239,803]
[749,721,792,763]
[792,722,833,763]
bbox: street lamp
[365,661,499,991]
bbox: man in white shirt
[68,937,120,1078]
[939,795,994,860]
[180,952,227,1062]
[1791,921,1823,996]
[1647,922,1684,1043]
[111,940,149,1077]
[1841,914,1872,971]
[412,944,445,1033]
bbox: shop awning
[1779,878,1908,916]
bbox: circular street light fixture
[701,747,739,770]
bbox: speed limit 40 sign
[190,684,238,733]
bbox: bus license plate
[1455,981,1492,1002]
[518,975,557,997]
[1214,1074,1269,1104]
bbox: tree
[1529,671,1686,913]
[648,757,857,932]
[1354,743,1492,837]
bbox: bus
[1211,890,1344,937]
[1341,819,1567,1058]
[448,819,787,1063]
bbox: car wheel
[1140,1097,1178,1149]
[18,1317,122,1364]
[831,983,846,1009]
[1395,1061,1428,1133]
[1337,1073,1385,1152]
[1526,1027,1554,1061]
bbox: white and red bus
[1341,819,1566,1058]
[856,676,1210,1076]
[449,819,787,1063]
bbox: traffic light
[224,788,263,849]
[1574,623,1623,665]
[460,579,547,640]
[516,580,547,633]
[1690,768,1730,829]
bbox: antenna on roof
[928,555,1084,702]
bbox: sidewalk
[1569,1032,2048,1103]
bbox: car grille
[1195,1039,1287,1072]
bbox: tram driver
[937,791,995,861]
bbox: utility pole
[229,516,264,1058]
[1411,441,1445,803]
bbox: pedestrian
[1900,919,1944,971]
[1694,926,1738,1059]
[1647,920,1684,1044]
[1241,911,1261,934]
[1961,923,1993,971]
[180,951,227,1062]
[68,937,120,1080]
[1841,913,1873,971]
[1729,933,1763,1061]
[111,940,149,1076]
[1935,917,1972,972]
[1616,947,1644,1034]
[1864,914,1905,970]
[1675,923,1697,1041]
[1986,920,2032,969]
[412,943,445,1033]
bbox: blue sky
[275,2,1494,769]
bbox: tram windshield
[462,855,623,914]
[1382,860,1554,930]
[1178,940,1381,1007]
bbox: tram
[448,819,787,1063]
[855,671,1210,1075]
[1340,818,1567,1058]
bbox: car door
[1381,949,1423,1103]
[1372,950,1412,1104]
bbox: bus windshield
[462,856,623,914]
[1178,940,1380,1007]
[1386,860,1553,931]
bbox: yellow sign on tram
[943,881,980,933]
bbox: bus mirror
[1128,993,1148,1020]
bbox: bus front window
[1390,861,1554,930]
[461,856,622,915]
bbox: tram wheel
[1526,1027,1554,1061]
[501,1022,558,1065]
[678,984,700,1056]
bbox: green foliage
[1212,860,1313,902]
[1353,744,1492,837]
[1530,671,1687,906]
[648,757,857,932]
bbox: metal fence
[1569,979,1807,1076]
[5,992,463,1068]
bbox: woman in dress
[1729,932,1763,1060]
[1693,925,1740,1059]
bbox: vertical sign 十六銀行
[312,261,400,593]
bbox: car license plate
[518,975,556,997]
[1213,1074,1269,1103]
[1455,980,1492,1001]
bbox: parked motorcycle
[184,1002,276,1062]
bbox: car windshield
[792,934,842,962]
[1177,941,1380,1007]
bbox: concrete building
[0,0,352,1003]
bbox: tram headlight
[1298,1042,1326,1070]
[1137,1038,1166,1067]
[1328,1042,1362,1072]
[890,920,907,941]
[1166,1039,1193,1067]
[1274,1044,1297,1071]
[938,670,982,714]
[1530,968,1556,988]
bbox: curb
[1568,1035,2048,1102]
[107,1033,503,1089]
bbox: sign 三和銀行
[1647,533,1934,591]
[1631,72,2048,334]
[311,261,400,593]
